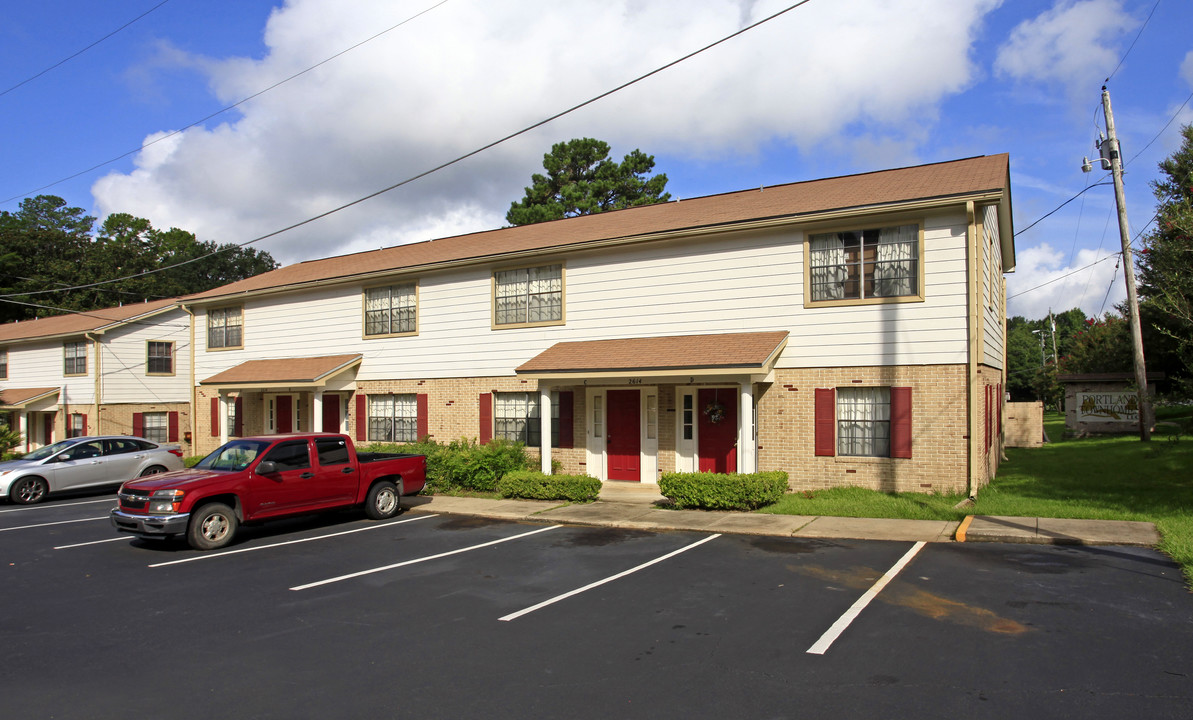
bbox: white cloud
[994,0,1135,101]
[1007,242,1125,319]
[1182,49,1193,87]
[92,0,1001,265]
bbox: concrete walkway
[404,482,1160,547]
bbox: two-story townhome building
[180,154,1013,496]
[0,299,193,453]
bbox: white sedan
[0,436,185,504]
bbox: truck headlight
[148,489,185,514]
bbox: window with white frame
[495,392,541,445]
[364,283,417,336]
[494,264,563,326]
[142,412,169,443]
[68,413,85,438]
[64,341,87,375]
[207,307,243,349]
[808,224,918,302]
[147,341,173,375]
[681,394,694,440]
[837,387,891,457]
[369,394,418,443]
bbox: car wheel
[365,480,401,520]
[139,465,167,476]
[11,476,49,505]
[187,502,238,551]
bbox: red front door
[277,396,293,433]
[321,395,341,432]
[698,388,738,473]
[606,390,641,481]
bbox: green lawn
[761,407,1193,585]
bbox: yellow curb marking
[956,515,974,542]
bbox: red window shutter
[210,397,220,437]
[890,387,913,459]
[168,411,179,442]
[132,413,144,438]
[558,391,574,449]
[355,394,367,442]
[81,414,88,436]
[234,397,244,437]
[984,386,991,451]
[479,393,493,444]
[997,383,1003,435]
[416,393,429,439]
[814,388,835,457]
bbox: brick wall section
[756,365,970,494]
[82,403,193,455]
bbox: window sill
[805,294,925,309]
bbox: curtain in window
[809,234,847,300]
[837,387,891,457]
[873,225,917,297]
[527,265,562,323]
[369,395,416,442]
[495,393,540,444]
[495,269,528,325]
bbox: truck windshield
[195,440,271,471]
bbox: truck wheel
[11,476,49,504]
[365,481,402,520]
[187,502,238,550]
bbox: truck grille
[119,491,150,510]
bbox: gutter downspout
[181,304,197,455]
[85,332,102,436]
[965,201,980,499]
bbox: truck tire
[365,480,402,520]
[11,476,49,504]
[187,502,238,550]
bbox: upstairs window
[207,307,243,349]
[64,341,87,375]
[364,283,417,337]
[0,348,7,379]
[494,264,563,327]
[147,341,174,375]
[808,224,919,304]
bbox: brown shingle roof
[516,331,790,375]
[200,354,362,386]
[0,387,59,408]
[0,299,179,343]
[185,154,1009,302]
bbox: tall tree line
[0,195,277,324]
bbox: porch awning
[0,387,60,410]
[200,354,363,391]
[515,331,789,380]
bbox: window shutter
[355,394,367,442]
[984,386,991,451]
[558,391,574,449]
[814,388,835,457]
[234,397,244,437]
[416,393,429,439]
[168,411,179,442]
[81,414,88,436]
[210,397,220,437]
[997,383,1003,436]
[890,387,913,459]
[132,413,144,438]
[479,393,493,444]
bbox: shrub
[497,470,601,502]
[184,455,206,468]
[361,437,532,493]
[0,424,23,456]
[659,471,788,510]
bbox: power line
[1013,181,1112,238]
[0,0,174,100]
[1104,0,1161,84]
[2,0,453,205]
[0,0,817,302]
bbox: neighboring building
[0,299,193,453]
[180,154,1014,495]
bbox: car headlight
[148,489,185,514]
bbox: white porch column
[218,394,229,445]
[313,391,324,432]
[739,381,756,473]
[19,411,29,452]
[539,386,552,474]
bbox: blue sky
[2,0,1191,321]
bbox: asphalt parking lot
[3,492,1191,720]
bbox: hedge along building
[181,154,1014,495]
[0,299,193,453]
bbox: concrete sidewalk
[404,484,1160,547]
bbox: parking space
[2,504,1190,719]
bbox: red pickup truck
[110,433,426,550]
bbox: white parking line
[0,516,108,532]
[806,541,926,655]
[55,536,131,550]
[149,514,437,567]
[499,533,722,622]
[290,524,562,591]
[0,498,115,514]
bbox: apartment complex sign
[1077,392,1139,424]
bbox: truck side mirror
[256,460,278,475]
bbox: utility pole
[1089,86,1150,440]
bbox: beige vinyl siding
[99,309,192,403]
[980,204,1005,369]
[2,341,94,405]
